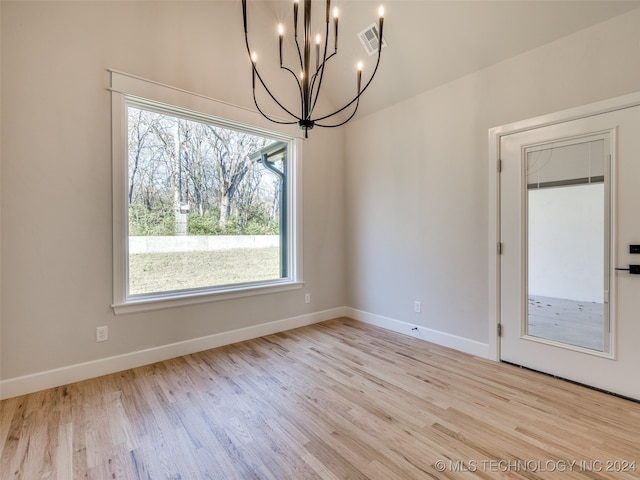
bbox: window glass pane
[127,105,286,296]
[525,137,609,352]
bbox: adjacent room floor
[528,295,605,351]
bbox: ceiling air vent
[358,23,387,56]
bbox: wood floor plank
[1,318,639,479]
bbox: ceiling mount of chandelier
[241,0,385,138]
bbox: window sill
[112,281,304,315]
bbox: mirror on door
[525,135,610,353]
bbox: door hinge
[497,242,503,255]
[497,323,502,337]
[497,159,502,173]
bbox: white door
[500,105,640,400]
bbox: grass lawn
[129,247,280,295]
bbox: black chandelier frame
[241,0,385,137]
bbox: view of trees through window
[127,105,286,295]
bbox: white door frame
[488,91,640,362]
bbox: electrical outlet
[96,326,109,342]
[305,293,311,304]
[414,301,421,313]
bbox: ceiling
[246,0,640,120]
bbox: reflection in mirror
[525,135,609,352]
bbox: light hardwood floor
[1,318,639,479]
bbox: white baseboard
[346,307,490,358]
[0,307,346,400]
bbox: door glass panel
[525,136,609,352]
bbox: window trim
[110,70,303,315]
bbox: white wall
[0,2,346,386]
[129,236,280,254]
[528,185,604,303]
[345,8,640,344]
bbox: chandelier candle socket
[278,24,284,66]
[315,34,321,71]
[333,7,339,51]
[241,0,386,137]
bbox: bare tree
[205,125,268,228]
[127,106,280,235]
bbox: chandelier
[241,0,385,137]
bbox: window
[111,72,302,313]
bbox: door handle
[615,265,640,274]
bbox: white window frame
[110,71,303,314]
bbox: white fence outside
[129,235,279,254]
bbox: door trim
[488,91,640,361]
